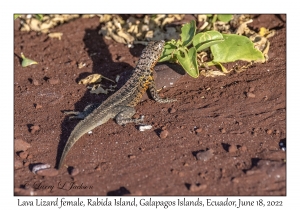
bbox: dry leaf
[48,32,63,40]
[78,74,115,85]
[98,14,181,44]
[19,15,80,33]
[117,30,135,43]
[200,70,225,77]
[77,62,86,69]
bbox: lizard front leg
[148,81,177,103]
[114,106,144,125]
[64,103,100,120]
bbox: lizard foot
[156,98,177,103]
[63,111,85,120]
[63,103,100,120]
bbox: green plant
[159,20,224,78]
[21,52,38,67]
[14,14,21,20]
[207,14,233,25]
[159,19,265,78]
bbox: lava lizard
[58,40,176,169]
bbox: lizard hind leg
[63,103,100,120]
[114,106,144,126]
[148,81,177,103]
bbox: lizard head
[138,40,165,70]
[145,40,165,59]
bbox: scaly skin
[58,40,176,169]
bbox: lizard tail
[57,122,95,169]
[57,112,110,169]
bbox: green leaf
[193,31,224,52]
[21,53,38,67]
[206,61,228,73]
[14,14,21,20]
[210,34,265,63]
[211,14,218,23]
[34,14,44,21]
[180,20,196,47]
[175,47,198,78]
[217,14,233,23]
[159,41,178,62]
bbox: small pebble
[221,128,226,134]
[32,163,51,174]
[70,168,80,176]
[94,165,101,171]
[160,130,169,139]
[249,87,255,92]
[161,107,168,112]
[183,162,189,167]
[32,79,39,86]
[152,122,158,127]
[128,155,136,159]
[30,125,40,134]
[175,115,183,119]
[161,126,167,130]
[228,145,237,153]
[35,104,42,109]
[117,56,125,62]
[48,78,60,85]
[247,92,256,98]
[169,108,176,113]
[171,169,178,174]
[18,151,29,159]
[36,168,59,177]
[267,129,273,135]
[196,149,214,161]
[138,125,152,131]
[14,160,23,169]
[240,145,247,152]
[189,184,207,192]
[14,139,31,151]
[70,60,77,66]
[195,128,202,133]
